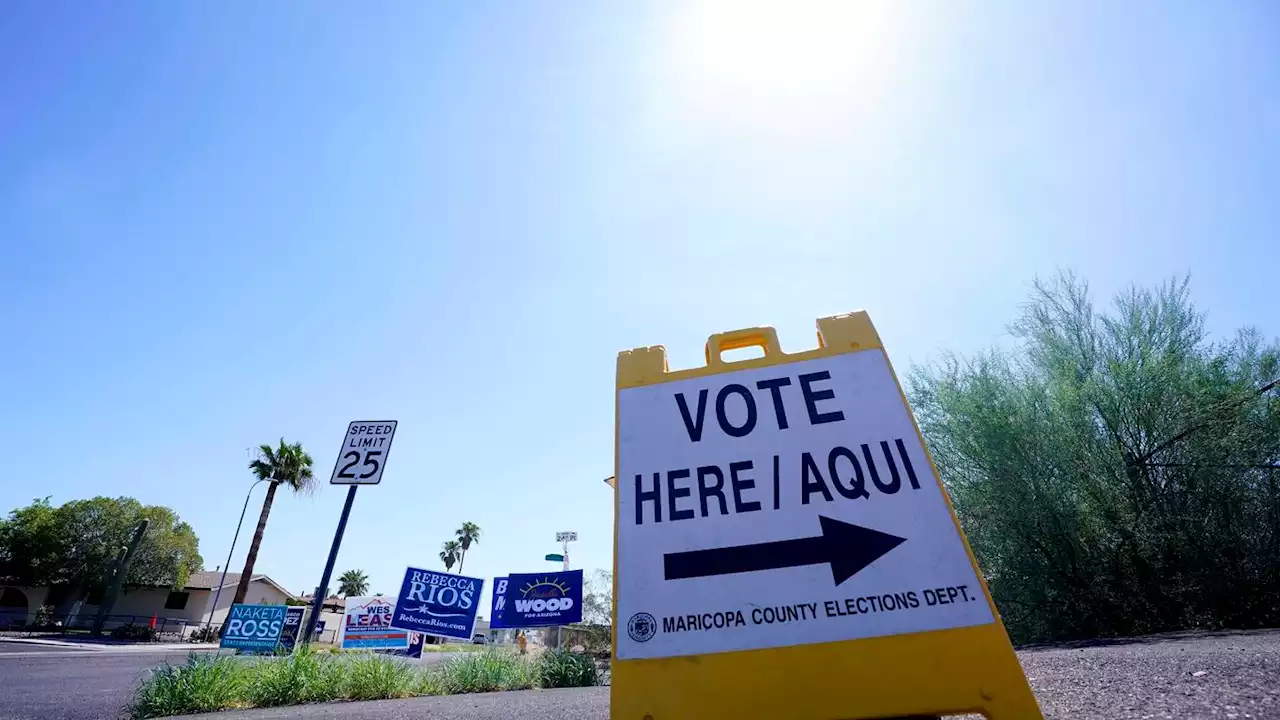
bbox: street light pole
[554,532,576,649]
[210,477,269,626]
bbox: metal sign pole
[303,485,358,644]
[556,533,573,650]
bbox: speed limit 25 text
[335,423,394,481]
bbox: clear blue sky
[2,1,1276,611]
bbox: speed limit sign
[329,421,398,485]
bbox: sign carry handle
[704,326,783,367]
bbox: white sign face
[615,351,993,660]
[330,421,398,485]
[556,531,578,543]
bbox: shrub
[435,649,533,694]
[245,646,343,707]
[343,654,419,701]
[111,623,157,641]
[129,654,247,719]
[534,649,598,688]
[188,625,219,643]
[32,604,55,629]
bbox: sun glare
[660,0,911,134]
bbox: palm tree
[439,541,460,572]
[338,569,369,597]
[454,522,481,573]
[233,439,315,605]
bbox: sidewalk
[0,635,218,652]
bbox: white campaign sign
[616,351,993,660]
[329,421,398,485]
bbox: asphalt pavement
[2,630,1277,719]
[0,641,447,720]
[0,643,220,720]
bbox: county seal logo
[627,612,657,643]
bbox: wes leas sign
[616,350,994,660]
[390,566,483,641]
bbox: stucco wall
[0,580,290,631]
[202,580,291,626]
[0,585,48,626]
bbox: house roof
[184,571,295,598]
[299,593,346,610]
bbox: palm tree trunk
[233,481,278,605]
[457,549,465,574]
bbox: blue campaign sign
[278,606,305,652]
[489,577,510,630]
[390,566,484,641]
[220,604,287,652]
[503,570,583,628]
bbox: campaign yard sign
[502,570,583,627]
[340,596,409,650]
[611,316,1042,720]
[489,576,510,630]
[278,606,305,652]
[390,567,483,641]
[220,604,287,652]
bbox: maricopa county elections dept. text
[630,369,925,526]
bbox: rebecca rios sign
[390,566,483,642]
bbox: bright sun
[659,0,911,134]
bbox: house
[0,570,296,635]
[295,593,346,643]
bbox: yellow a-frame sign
[612,312,1041,719]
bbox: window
[164,591,189,610]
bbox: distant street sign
[390,566,484,642]
[220,604,286,652]
[544,554,564,562]
[555,531,578,543]
[329,421,398,485]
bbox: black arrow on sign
[663,516,907,586]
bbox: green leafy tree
[909,273,1280,643]
[0,496,202,599]
[454,522,481,573]
[337,569,369,597]
[439,540,460,572]
[581,569,613,626]
[233,439,315,605]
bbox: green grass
[534,648,599,689]
[128,646,600,719]
[129,654,249,718]
[244,647,345,707]
[435,648,534,693]
[344,654,421,701]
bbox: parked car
[472,633,487,644]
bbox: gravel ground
[1020,629,1279,719]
